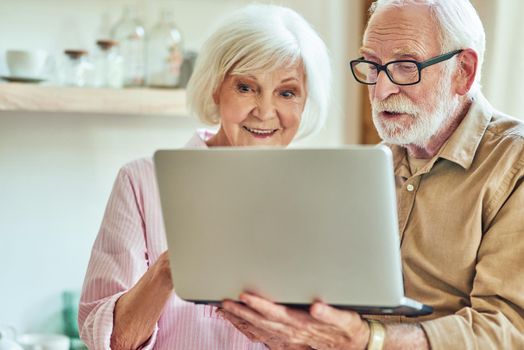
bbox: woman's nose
[252,95,277,120]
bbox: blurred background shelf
[0,83,188,116]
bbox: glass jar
[111,7,146,87]
[93,40,124,88]
[146,10,184,88]
[62,50,93,87]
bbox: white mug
[0,326,23,350]
[17,334,69,350]
[5,50,48,78]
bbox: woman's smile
[242,125,280,138]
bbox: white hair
[186,4,332,140]
[369,0,485,96]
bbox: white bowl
[5,50,48,79]
[17,334,69,350]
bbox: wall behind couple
[5,0,521,337]
[474,0,524,119]
[0,0,362,335]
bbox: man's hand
[220,292,370,350]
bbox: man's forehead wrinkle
[365,34,430,57]
[365,21,434,40]
[367,20,428,33]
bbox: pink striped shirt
[79,130,267,350]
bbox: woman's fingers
[149,250,173,290]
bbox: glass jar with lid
[111,7,146,87]
[62,50,93,87]
[146,9,184,88]
[93,40,124,88]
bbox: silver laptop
[154,146,432,316]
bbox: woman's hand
[111,251,174,350]
[221,293,370,350]
[144,250,174,291]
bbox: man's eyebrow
[359,47,376,57]
[392,48,422,59]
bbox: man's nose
[252,95,277,120]
[372,71,400,101]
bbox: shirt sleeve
[78,166,159,350]
[421,177,524,349]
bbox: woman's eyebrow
[280,77,299,83]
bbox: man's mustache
[372,96,420,116]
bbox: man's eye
[399,64,417,72]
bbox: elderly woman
[78,4,331,350]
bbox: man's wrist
[366,320,386,350]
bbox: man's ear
[454,48,478,96]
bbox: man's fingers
[239,293,312,328]
[218,307,295,346]
[310,302,361,331]
[217,308,262,342]
[222,299,291,337]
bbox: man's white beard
[371,69,460,147]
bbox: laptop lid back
[154,146,404,308]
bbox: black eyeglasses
[350,49,463,86]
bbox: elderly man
[220,1,524,349]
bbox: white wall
[0,0,362,334]
[471,0,524,119]
[0,113,203,333]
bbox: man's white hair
[187,4,332,140]
[369,0,485,96]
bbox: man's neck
[405,99,472,159]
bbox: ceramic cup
[17,334,69,350]
[5,50,48,78]
[0,326,23,350]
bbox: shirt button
[406,184,415,192]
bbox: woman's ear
[213,81,223,105]
[454,48,478,96]
[213,90,219,105]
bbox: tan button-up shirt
[384,93,524,349]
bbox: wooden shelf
[0,83,189,116]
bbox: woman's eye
[280,90,296,98]
[237,83,252,93]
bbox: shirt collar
[436,92,493,170]
[388,92,494,176]
[184,129,216,148]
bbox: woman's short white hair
[369,0,485,96]
[186,4,331,140]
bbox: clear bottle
[146,10,184,88]
[93,40,124,88]
[96,12,113,41]
[111,7,146,87]
[63,50,93,87]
